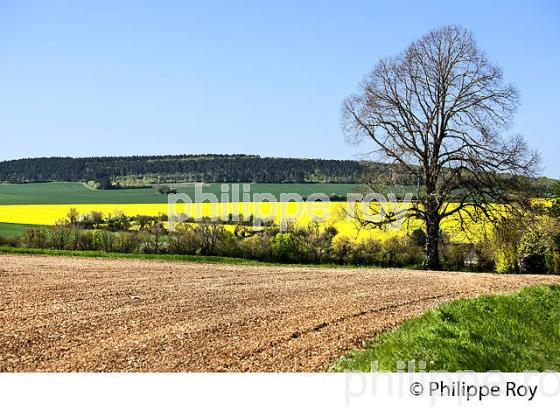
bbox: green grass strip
[0,246,269,266]
[333,284,560,372]
[0,245,379,269]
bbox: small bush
[271,233,298,262]
[156,184,177,195]
[331,236,354,265]
[168,225,199,255]
[519,254,547,274]
[48,222,73,250]
[115,231,141,253]
[349,238,383,266]
[192,222,231,256]
[473,241,496,272]
[410,228,426,247]
[106,212,131,232]
[305,223,338,263]
[383,236,424,267]
[76,231,95,251]
[93,230,116,253]
[518,229,550,274]
[441,243,468,271]
[239,233,273,261]
[0,234,19,247]
[21,228,49,249]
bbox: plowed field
[1,254,559,372]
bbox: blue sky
[1,0,559,177]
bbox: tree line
[1,199,559,273]
[0,154,377,184]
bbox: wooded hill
[0,154,373,184]
[1,154,557,197]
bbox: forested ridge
[0,154,374,184]
[1,154,556,197]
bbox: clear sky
[1,0,559,177]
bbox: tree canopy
[342,25,540,269]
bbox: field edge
[331,284,560,372]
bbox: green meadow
[0,182,358,205]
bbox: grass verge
[0,245,381,269]
[0,246,269,266]
[333,284,560,372]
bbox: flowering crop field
[0,202,488,242]
[0,182,499,242]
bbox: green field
[0,182,358,205]
[0,223,39,238]
[333,285,560,372]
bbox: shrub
[93,230,116,252]
[271,233,297,262]
[490,218,524,273]
[135,215,155,231]
[21,228,49,249]
[490,209,560,274]
[494,247,518,274]
[239,234,272,261]
[81,211,105,229]
[518,229,550,274]
[192,222,231,256]
[168,225,199,255]
[216,231,239,257]
[441,243,469,271]
[349,238,383,266]
[67,208,79,224]
[380,236,423,267]
[140,222,167,254]
[0,234,19,247]
[410,228,427,247]
[331,236,354,264]
[115,231,141,253]
[439,241,495,272]
[553,232,560,274]
[304,223,338,263]
[473,241,496,272]
[76,231,95,251]
[519,254,547,274]
[156,184,177,195]
[48,222,73,250]
[106,212,131,232]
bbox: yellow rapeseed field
[0,202,490,242]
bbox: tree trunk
[424,213,441,270]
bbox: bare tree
[342,25,540,270]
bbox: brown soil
[1,254,559,372]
